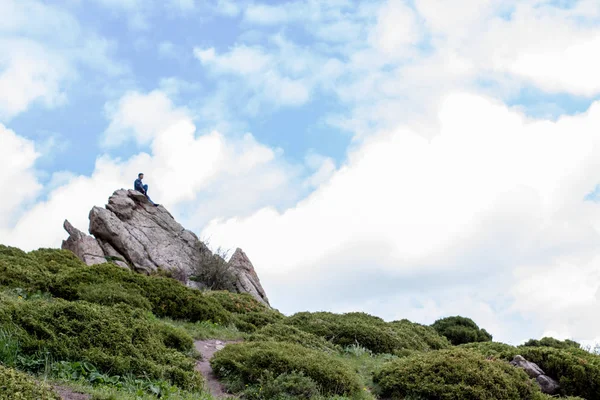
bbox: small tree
[431,316,493,345]
[190,246,237,292]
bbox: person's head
[138,173,144,180]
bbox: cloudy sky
[2,0,600,345]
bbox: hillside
[0,192,598,399]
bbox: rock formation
[62,189,270,306]
[510,355,560,395]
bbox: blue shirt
[134,178,145,194]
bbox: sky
[2,0,600,346]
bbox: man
[134,173,159,206]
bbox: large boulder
[62,189,270,306]
[510,355,559,395]
[229,248,270,306]
[61,220,106,266]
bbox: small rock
[510,355,545,378]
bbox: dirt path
[195,339,240,399]
[52,385,91,400]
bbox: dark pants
[142,184,155,205]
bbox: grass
[51,379,216,400]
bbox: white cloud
[0,39,70,119]
[203,92,600,343]
[102,90,190,147]
[369,0,422,55]
[3,90,306,254]
[0,0,126,120]
[0,124,42,228]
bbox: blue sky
[3,0,600,346]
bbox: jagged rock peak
[61,189,270,306]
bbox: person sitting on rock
[134,173,159,207]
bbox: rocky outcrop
[510,355,560,395]
[62,189,270,306]
[61,220,106,266]
[229,248,269,306]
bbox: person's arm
[135,180,145,194]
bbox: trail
[54,340,238,399]
[53,385,90,400]
[195,339,241,399]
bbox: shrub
[373,348,542,400]
[286,312,446,354]
[203,291,268,314]
[233,310,284,333]
[52,263,233,325]
[522,337,581,350]
[432,316,493,345]
[0,364,60,400]
[248,324,339,353]
[252,371,320,399]
[389,319,451,351]
[517,346,600,400]
[285,312,397,354]
[459,342,517,359]
[0,247,55,292]
[211,342,362,396]
[190,249,237,292]
[77,281,152,310]
[0,296,203,390]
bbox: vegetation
[373,348,542,400]
[0,365,59,400]
[285,312,449,354]
[516,346,600,400]
[249,323,340,353]
[2,244,600,400]
[189,248,237,292]
[522,337,581,350]
[432,316,493,345]
[211,341,363,396]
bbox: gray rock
[228,248,270,306]
[510,355,545,378]
[510,355,560,395]
[89,189,204,274]
[62,189,270,306]
[61,220,106,266]
[536,375,560,395]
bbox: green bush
[373,348,542,400]
[388,319,450,351]
[77,281,152,310]
[233,310,284,333]
[0,364,60,400]
[52,263,233,325]
[211,342,362,396]
[249,324,339,353]
[190,251,237,291]
[459,342,517,359]
[286,312,447,354]
[0,296,202,390]
[203,290,268,314]
[522,337,581,350]
[516,346,600,400]
[248,371,320,399]
[0,247,55,292]
[431,316,493,345]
